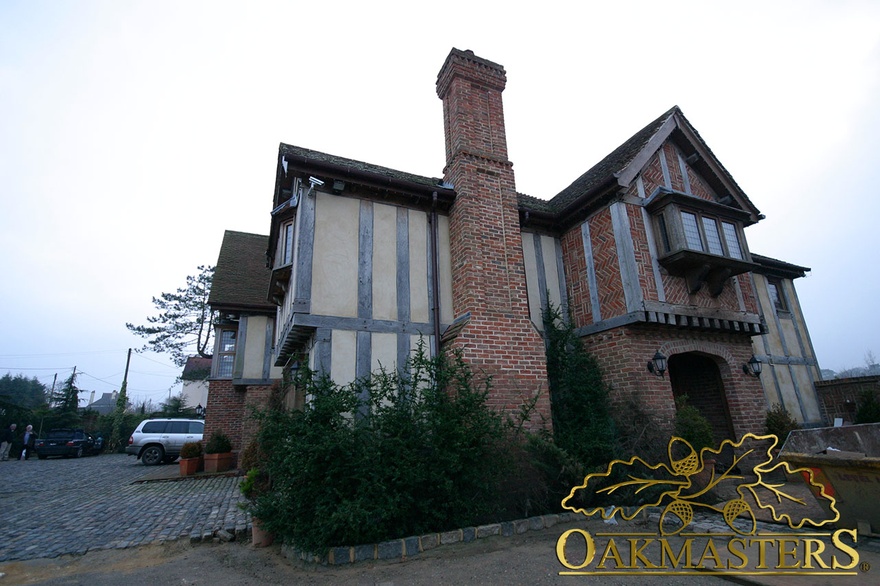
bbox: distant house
[204,48,825,453]
[181,356,212,411]
[84,391,117,415]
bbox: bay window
[646,189,757,295]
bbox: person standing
[1,423,16,461]
[20,425,35,460]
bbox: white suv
[126,418,204,465]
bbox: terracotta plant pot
[179,457,200,476]
[251,518,275,547]
[203,452,233,473]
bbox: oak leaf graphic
[561,433,839,535]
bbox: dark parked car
[35,429,103,459]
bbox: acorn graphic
[660,500,693,535]
[723,498,756,535]
[668,438,699,476]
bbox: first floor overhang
[574,301,766,339]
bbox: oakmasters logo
[556,433,867,577]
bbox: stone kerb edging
[274,507,795,565]
[278,512,576,565]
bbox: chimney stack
[436,49,551,428]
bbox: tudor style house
[204,48,823,452]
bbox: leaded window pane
[768,279,788,311]
[681,212,704,251]
[722,222,743,259]
[702,217,724,255]
[657,214,671,253]
[283,223,293,265]
[221,330,236,352]
[217,355,233,378]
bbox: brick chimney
[436,48,551,429]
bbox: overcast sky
[1,1,878,407]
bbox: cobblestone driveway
[0,454,249,562]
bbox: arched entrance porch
[668,352,735,444]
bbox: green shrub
[498,433,587,518]
[180,441,203,459]
[855,391,880,424]
[204,430,232,454]
[674,396,715,452]
[239,416,273,505]
[250,342,521,553]
[542,302,617,469]
[765,403,800,443]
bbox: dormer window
[647,189,757,296]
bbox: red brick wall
[205,380,273,455]
[437,49,551,429]
[815,376,880,425]
[582,325,767,439]
[589,209,627,318]
[625,199,660,302]
[560,226,591,327]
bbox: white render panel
[792,364,822,422]
[409,210,430,323]
[330,329,357,386]
[371,332,398,374]
[242,316,267,379]
[438,214,454,324]
[541,234,562,313]
[372,203,398,321]
[521,233,542,327]
[312,193,359,318]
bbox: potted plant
[203,430,234,473]
[179,441,202,476]
[239,437,274,547]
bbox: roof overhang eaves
[557,178,622,224]
[752,254,810,279]
[281,153,456,204]
[645,188,754,222]
[519,177,621,231]
[207,301,276,315]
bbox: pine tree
[126,265,215,367]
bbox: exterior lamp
[743,355,762,377]
[195,404,205,418]
[647,351,668,377]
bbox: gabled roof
[88,392,116,407]
[181,356,212,380]
[209,230,274,312]
[520,106,762,226]
[550,107,677,213]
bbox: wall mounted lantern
[742,355,763,377]
[195,404,205,418]
[647,351,668,377]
